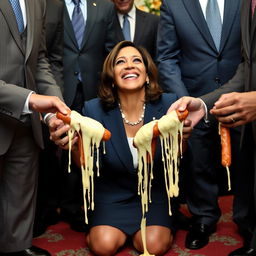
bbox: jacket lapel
[103,106,134,171]
[241,0,251,59]
[219,0,240,53]
[63,4,79,49]
[25,0,34,61]
[182,0,217,52]
[133,9,145,44]
[0,0,24,54]
[80,0,97,49]
[115,14,125,42]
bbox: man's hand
[29,94,70,115]
[210,91,256,127]
[168,96,206,127]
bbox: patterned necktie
[122,14,131,41]
[206,0,222,51]
[72,0,85,48]
[252,0,256,17]
[9,0,24,33]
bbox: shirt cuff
[22,91,34,115]
[198,98,210,123]
[44,113,56,125]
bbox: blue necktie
[122,14,131,41]
[9,0,24,33]
[206,0,222,51]
[72,0,85,48]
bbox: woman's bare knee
[133,226,173,255]
[87,226,127,256]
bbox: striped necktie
[206,0,222,51]
[252,0,256,17]
[122,14,131,41]
[9,0,24,33]
[72,0,85,48]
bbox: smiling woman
[49,41,192,256]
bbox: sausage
[147,109,189,163]
[220,124,231,167]
[56,111,111,167]
[56,111,111,141]
[219,123,232,191]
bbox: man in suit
[157,0,242,250]
[60,0,117,232]
[112,0,159,60]
[168,1,256,254]
[0,0,69,254]
[34,0,64,237]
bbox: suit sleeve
[201,62,245,109]
[156,0,189,97]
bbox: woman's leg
[132,226,173,255]
[86,225,127,256]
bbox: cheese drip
[133,110,184,256]
[134,120,157,256]
[68,110,105,223]
[158,111,183,215]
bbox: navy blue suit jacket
[157,0,242,98]
[83,93,178,204]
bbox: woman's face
[113,46,147,93]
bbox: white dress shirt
[199,0,224,23]
[64,0,87,24]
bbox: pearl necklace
[118,103,146,126]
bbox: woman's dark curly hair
[99,41,162,109]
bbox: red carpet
[33,195,243,256]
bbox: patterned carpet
[33,195,243,256]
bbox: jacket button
[74,71,78,75]
[217,55,222,61]
[215,77,221,83]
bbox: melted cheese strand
[68,110,105,224]
[134,111,184,256]
[158,111,183,215]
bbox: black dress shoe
[60,208,88,232]
[228,247,256,256]
[185,223,216,249]
[0,246,50,256]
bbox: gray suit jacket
[114,8,159,60]
[0,0,63,154]
[63,0,117,105]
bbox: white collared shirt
[19,0,27,28]
[117,5,136,42]
[64,0,87,24]
[199,0,224,23]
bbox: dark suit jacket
[45,0,64,89]
[114,8,159,60]
[63,0,117,106]
[83,93,178,204]
[200,1,256,246]
[157,0,242,98]
[201,0,256,145]
[0,0,63,154]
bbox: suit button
[215,77,221,83]
[217,55,222,61]
[74,71,78,75]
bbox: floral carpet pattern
[33,196,243,256]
